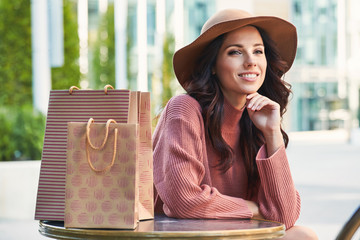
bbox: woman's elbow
[162,202,198,218]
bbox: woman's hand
[246,92,281,133]
[246,92,284,156]
[244,200,265,219]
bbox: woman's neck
[222,97,245,132]
[223,94,247,110]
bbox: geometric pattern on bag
[65,119,138,229]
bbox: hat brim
[173,16,297,89]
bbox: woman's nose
[243,55,257,68]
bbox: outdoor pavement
[0,130,359,240]
[287,130,360,239]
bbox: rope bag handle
[69,85,114,95]
[86,118,118,173]
[69,86,80,95]
[104,84,114,94]
[87,118,117,150]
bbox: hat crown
[201,9,253,34]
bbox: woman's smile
[238,72,260,81]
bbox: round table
[39,215,285,239]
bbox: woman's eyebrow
[225,43,264,49]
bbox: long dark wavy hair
[184,27,292,196]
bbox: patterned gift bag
[65,118,138,229]
[35,86,153,222]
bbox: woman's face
[214,26,267,109]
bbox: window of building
[292,0,338,66]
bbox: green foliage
[0,0,32,105]
[51,0,80,89]
[162,33,175,105]
[0,106,45,161]
[0,0,79,97]
[0,0,79,160]
[0,0,79,95]
[0,110,15,161]
[91,4,116,89]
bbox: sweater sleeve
[256,145,301,229]
[153,95,252,219]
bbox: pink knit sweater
[153,94,300,229]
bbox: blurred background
[0,0,359,239]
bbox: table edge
[39,219,285,238]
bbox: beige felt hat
[173,9,297,88]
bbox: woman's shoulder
[168,94,200,107]
[164,94,202,120]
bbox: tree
[0,0,32,106]
[0,0,80,160]
[0,0,80,103]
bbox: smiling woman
[153,9,318,240]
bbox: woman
[153,9,318,239]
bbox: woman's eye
[254,49,264,54]
[228,50,241,55]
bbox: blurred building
[123,0,255,110]
[126,0,219,110]
[245,0,360,132]
[85,0,360,131]
[287,0,357,131]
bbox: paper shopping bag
[122,91,154,221]
[136,92,154,220]
[35,86,154,221]
[65,118,138,229]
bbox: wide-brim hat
[173,9,298,89]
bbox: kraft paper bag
[35,86,154,222]
[136,92,154,220]
[65,119,138,229]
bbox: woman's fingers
[246,93,261,110]
[246,93,278,111]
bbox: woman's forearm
[263,129,284,157]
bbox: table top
[39,215,285,239]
